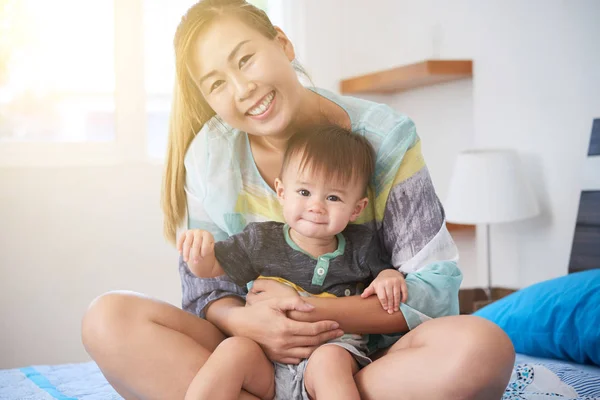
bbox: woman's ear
[274,178,286,205]
[274,27,295,61]
[349,197,369,222]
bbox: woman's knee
[81,291,145,355]
[417,315,515,398]
[407,315,513,357]
[458,317,515,397]
[450,316,515,366]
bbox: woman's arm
[245,279,407,333]
[204,296,247,336]
[179,258,246,319]
[370,118,463,329]
[206,295,345,364]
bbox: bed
[1,355,599,399]
[1,120,599,399]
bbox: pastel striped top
[180,87,463,335]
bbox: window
[0,0,115,143]
[0,0,291,165]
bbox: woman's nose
[233,75,257,102]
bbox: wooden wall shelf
[340,60,473,95]
[447,223,475,233]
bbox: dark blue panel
[569,190,600,273]
[576,191,600,226]
[589,118,600,156]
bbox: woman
[82,1,515,399]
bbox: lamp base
[458,287,517,314]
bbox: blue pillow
[474,269,600,366]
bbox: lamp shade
[444,149,540,224]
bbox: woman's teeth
[247,92,274,116]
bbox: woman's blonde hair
[162,0,295,244]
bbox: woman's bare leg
[355,315,515,400]
[81,291,259,400]
[304,345,360,400]
[186,337,275,400]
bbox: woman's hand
[246,279,300,306]
[231,296,344,364]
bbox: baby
[179,124,407,400]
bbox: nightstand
[458,287,517,314]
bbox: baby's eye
[298,189,310,197]
[327,195,341,202]
[210,80,224,92]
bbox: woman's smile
[246,91,275,115]
[246,91,276,120]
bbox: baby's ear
[349,197,369,221]
[274,178,285,205]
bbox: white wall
[300,0,600,288]
[0,165,180,369]
[469,1,600,287]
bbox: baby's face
[275,159,368,239]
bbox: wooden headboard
[568,119,600,273]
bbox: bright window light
[0,0,115,142]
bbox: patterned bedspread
[504,361,600,399]
[1,356,599,399]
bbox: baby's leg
[185,336,274,400]
[303,344,360,400]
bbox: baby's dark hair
[281,125,375,191]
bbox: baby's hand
[177,229,215,264]
[361,269,408,314]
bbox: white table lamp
[444,149,540,299]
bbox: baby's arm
[178,229,225,278]
[361,269,408,314]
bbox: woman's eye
[298,189,310,197]
[210,80,224,92]
[239,54,254,68]
[327,195,340,202]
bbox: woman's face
[191,16,303,137]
